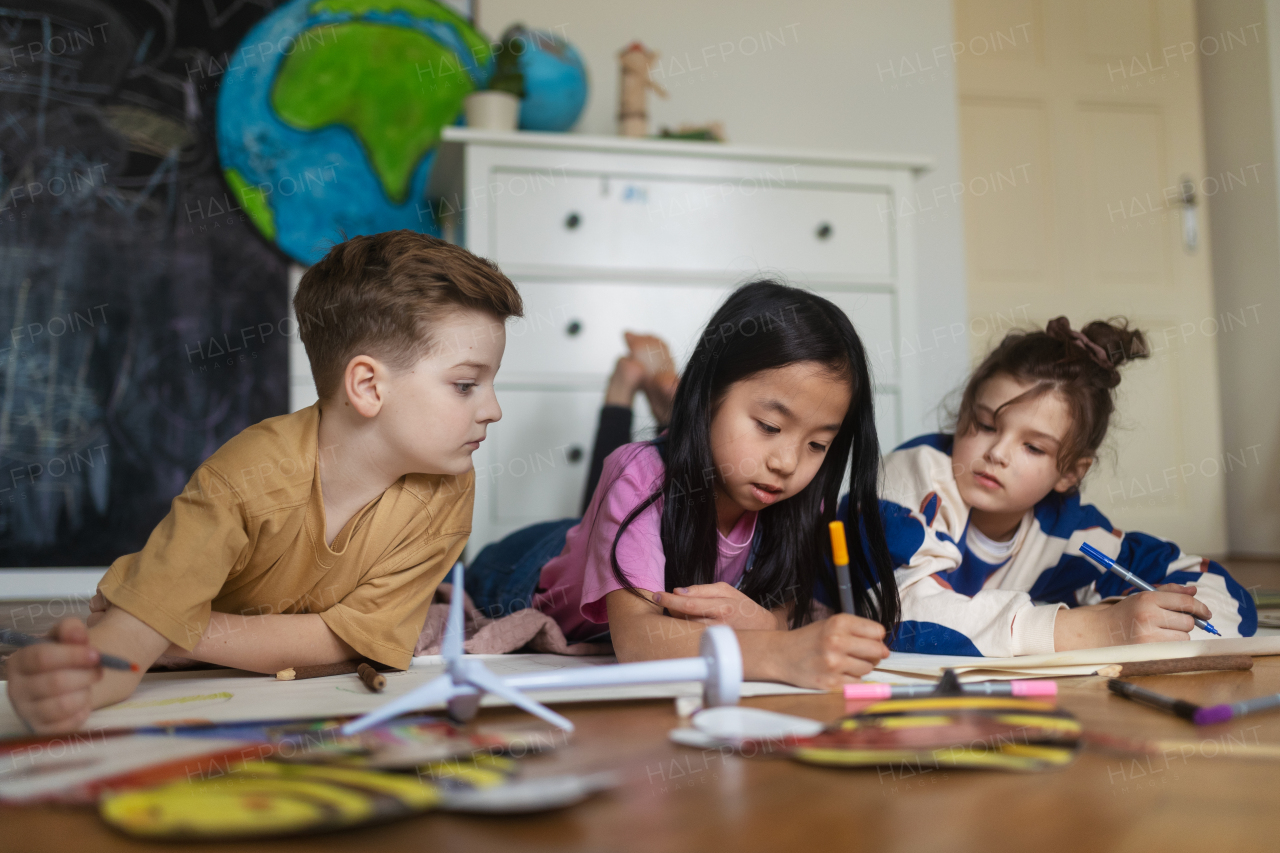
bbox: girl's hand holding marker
[1077,542,1219,641]
[648,525,893,689]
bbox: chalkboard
[0,1,291,567]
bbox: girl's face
[709,361,852,516]
[952,373,1089,517]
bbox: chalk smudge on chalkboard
[0,1,290,566]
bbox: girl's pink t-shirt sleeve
[533,442,757,641]
[577,445,667,623]
[532,444,669,635]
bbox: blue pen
[1079,542,1220,636]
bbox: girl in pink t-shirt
[467,281,899,689]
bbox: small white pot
[465,90,520,131]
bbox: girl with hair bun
[841,316,1256,656]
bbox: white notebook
[872,635,1280,682]
[0,654,819,740]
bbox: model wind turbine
[342,563,744,736]
[342,563,575,734]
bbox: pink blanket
[414,584,612,656]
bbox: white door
[955,0,1227,553]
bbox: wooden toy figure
[618,41,666,137]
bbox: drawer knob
[567,446,584,464]
[564,212,582,230]
[565,320,583,337]
[816,222,833,240]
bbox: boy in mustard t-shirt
[6,230,523,734]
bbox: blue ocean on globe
[216,0,490,265]
[517,31,588,132]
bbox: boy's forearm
[169,613,358,673]
[87,607,172,710]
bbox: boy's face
[952,373,1086,517]
[380,307,506,477]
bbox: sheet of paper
[874,635,1280,680]
[0,654,819,740]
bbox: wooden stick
[276,660,394,681]
[1112,655,1255,678]
[357,663,386,693]
[1085,731,1280,761]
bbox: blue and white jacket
[841,434,1257,657]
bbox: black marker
[1107,678,1200,721]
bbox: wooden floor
[2,560,1279,851]
[5,653,1280,851]
[1217,558,1280,594]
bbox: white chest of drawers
[429,128,929,552]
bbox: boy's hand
[7,618,104,734]
[757,613,890,689]
[654,583,783,630]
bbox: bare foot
[646,371,678,426]
[624,332,675,377]
[624,332,678,425]
[605,356,646,408]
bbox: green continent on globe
[224,167,276,240]
[272,22,480,204]
[309,0,491,61]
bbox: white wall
[1197,0,1280,556]
[477,0,969,437]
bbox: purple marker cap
[1193,704,1234,726]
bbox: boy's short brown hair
[294,230,523,400]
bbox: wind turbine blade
[442,561,465,661]
[341,675,463,735]
[465,667,575,732]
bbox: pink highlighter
[845,680,1058,700]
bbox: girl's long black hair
[606,280,900,633]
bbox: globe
[515,29,588,132]
[216,0,490,264]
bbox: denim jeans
[465,518,579,620]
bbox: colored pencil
[357,663,386,693]
[0,628,139,672]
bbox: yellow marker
[828,521,855,614]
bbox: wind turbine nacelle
[699,625,742,707]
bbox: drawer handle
[816,222,833,240]
[565,320,583,337]
[567,446,584,464]
[564,212,582,230]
